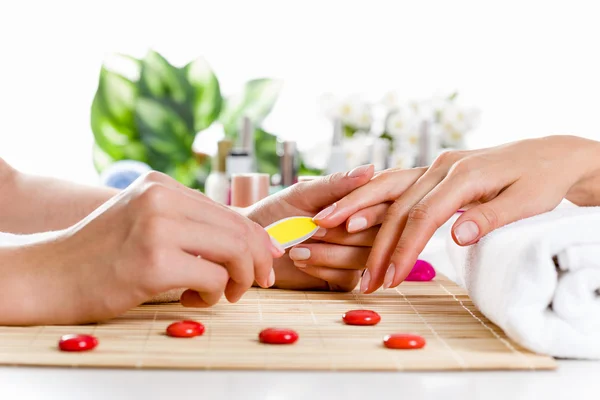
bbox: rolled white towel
[445,205,600,359]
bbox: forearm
[565,137,600,206]
[0,158,118,233]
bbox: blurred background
[1,0,599,197]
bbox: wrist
[564,136,600,206]
[0,244,45,325]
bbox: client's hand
[313,135,600,293]
[247,164,380,291]
[5,171,282,325]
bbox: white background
[1,0,599,185]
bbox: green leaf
[254,128,279,175]
[299,160,323,177]
[92,142,116,173]
[90,91,146,162]
[185,57,222,132]
[219,78,283,137]
[165,158,203,189]
[138,50,190,104]
[135,97,194,170]
[94,67,138,134]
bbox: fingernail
[270,236,285,255]
[295,262,307,268]
[454,221,479,245]
[360,269,371,293]
[312,227,327,238]
[383,263,395,289]
[289,247,311,261]
[347,216,367,232]
[348,164,371,178]
[313,204,336,221]
[267,269,276,287]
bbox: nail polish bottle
[205,139,233,204]
[325,118,347,175]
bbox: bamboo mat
[0,274,556,371]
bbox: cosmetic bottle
[325,118,347,175]
[205,139,233,204]
[230,173,270,208]
[278,139,299,187]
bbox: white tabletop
[1,360,599,400]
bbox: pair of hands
[314,135,600,294]
[16,165,377,325]
[15,134,599,325]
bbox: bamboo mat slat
[0,274,556,371]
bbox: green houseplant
[90,50,285,189]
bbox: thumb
[294,164,375,209]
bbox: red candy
[259,328,299,345]
[405,259,436,282]
[166,320,205,338]
[342,310,381,326]
[58,334,98,352]
[383,333,426,349]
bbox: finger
[294,265,361,292]
[287,164,375,213]
[166,254,228,307]
[289,244,370,269]
[383,173,496,290]
[451,181,558,246]
[139,175,284,258]
[249,222,280,289]
[313,167,427,229]
[180,289,213,308]
[359,168,448,293]
[346,202,391,233]
[176,222,261,302]
[311,225,379,247]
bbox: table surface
[3,217,597,399]
[1,360,599,400]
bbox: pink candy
[405,259,436,281]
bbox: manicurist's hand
[313,135,600,293]
[0,171,282,325]
[247,164,380,292]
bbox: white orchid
[342,131,373,169]
[318,93,373,132]
[388,148,417,169]
[438,103,481,147]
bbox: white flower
[319,94,373,131]
[438,104,481,147]
[385,106,421,153]
[343,132,372,169]
[388,149,417,169]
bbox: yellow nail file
[265,216,319,249]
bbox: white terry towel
[445,204,600,359]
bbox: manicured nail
[312,227,327,238]
[295,262,307,268]
[313,204,336,221]
[267,269,276,287]
[360,269,371,293]
[270,236,285,255]
[348,164,372,178]
[289,247,311,261]
[383,263,395,289]
[454,221,479,245]
[347,216,367,232]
